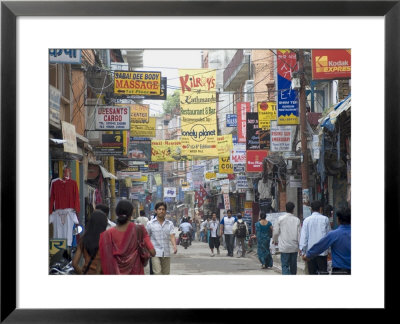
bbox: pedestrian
[95,203,116,229]
[232,212,249,258]
[99,200,156,275]
[302,207,351,274]
[219,209,237,257]
[299,200,331,275]
[191,216,197,241]
[200,218,207,242]
[272,202,301,275]
[255,212,273,269]
[135,209,149,227]
[206,217,211,243]
[207,212,220,256]
[146,202,178,275]
[72,210,108,274]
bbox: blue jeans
[224,234,235,256]
[280,252,298,275]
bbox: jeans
[224,234,235,256]
[280,252,298,275]
[307,255,328,275]
[236,237,246,257]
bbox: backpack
[236,221,247,238]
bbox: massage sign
[95,106,130,130]
[179,69,218,157]
[114,71,161,96]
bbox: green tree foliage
[162,90,180,114]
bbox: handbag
[136,224,151,267]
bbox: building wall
[71,69,86,135]
[252,49,276,105]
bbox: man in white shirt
[207,212,220,256]
[220,210,237,257]
[135,210,149,227]
[299,200,331,275]
[273,202,301,275]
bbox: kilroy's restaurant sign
[95,106,130,130]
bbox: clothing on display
[49,177,80,214]
[49,208,79,246]
[258,179,271,199]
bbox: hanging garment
[49,208,79,246]
[49,178,80,214]
[258,179,271,199]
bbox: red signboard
[237,102,251,143]
[246,150,268,172]
[312,49,351,80]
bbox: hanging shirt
[49,178,80,214]
[49,208,79,246]
[258,179,272,199]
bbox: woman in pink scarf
[99,200,155,274]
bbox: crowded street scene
[49,48,351,276]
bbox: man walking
[220,210,237,257]
[146,202,177,275]
[303,207,351,275]
[233,212,248,258]
[272,202,301,275]
[299,200,331,275]
[207,212,220,256]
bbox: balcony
[223,49,250,91]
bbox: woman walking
[72,210,108,274]
[255,212,273,269]
[99,200,155,274]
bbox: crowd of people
[71,199,351,275]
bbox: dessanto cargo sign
[312,49,351,80]
[95,106,130,130]
[114,71,161,96]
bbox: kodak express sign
[114,71,161,96]
[312,49,351,80]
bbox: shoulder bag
[136,224,151,267]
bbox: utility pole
[298,49,309,217]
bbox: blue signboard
[226,114,237,127]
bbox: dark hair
[311,200,322,212]
[286,202,295,213]
[139,210,145,217]
[227,209,232,214]
[115,200,134,225]
[155,202,167,211]
[81,210,108,258]
[95,204,109,216]
[237,213,242,219]
[337,207,351,225]
[259,212,267,220]
[323,205,333,216]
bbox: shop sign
[277,50,299,125]
[164,187,177,198]
[289,175,302,188]
[128,138,151,161]
[312,49,351,80]
[205,172,217,180]
[130,104,149,123]
[151,140,182,162]
[223,193,230,210]
[114,71,161,96]
[95,106,130,130]
[61,121,78,154]
[226,114,237,127]
[270,121,293,152]
[246,150,268,172]
[116,171,142,179]
[246,112,260,150]
[219,156,233,174]
[132,175,148,182]
[234,164,245,173]
[49,85,61,123]
[94,132,124,156]
[49,49,82,64]
[148,163,159,172]
[237,102,251,143]
[217,134,233,157]
[258,102,277,130]
[131,116,156,138]
[237,175,248,189]
[230,144,246,165]
[49,239,67,256]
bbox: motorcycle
[49,225,83,275]
[180,232,190,249]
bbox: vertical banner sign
[258,102,277,130]
[61,121,78,154]
[223,193,231,210]
[237,102,251,143]
[277,50,299,125]
[311,49,351,80]
[179,69,218,157]
[246,112,260,150]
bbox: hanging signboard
[223,193,230,210]
[151,140,182,162]
[94,132,124,156]
[219,156,234,174]
[237,102,251,143]
[258,101,277,130]
[61,121,78,154]
[131,116,156,138]
[246,112,260,150]
[95,106,130,130]
[311,49,351,80]
[49,85,61,123]
[230,144,246,165]
[237,175,248,189]
[246,150,268,172]
[270,121,293,152]
[179,69,218,157]
[128,138,151,161]
[226,114,237,127]
[277,50,299,125]
[114,71,161,96]
[49,49,82,64]
[259,130,270,150]
[164,187,177,198]
[217,134,233,157]
[130,104,149,124]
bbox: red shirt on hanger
[49,178,80,214]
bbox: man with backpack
[233,212,249,258]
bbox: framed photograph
[1,0,397,321]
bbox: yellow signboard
[205,172,217,179]
[151,140,182,162]
[114,71,161,96]
[49,239,67,256]
[130,104,149,123]
[179,69,218,157]
[131,116,156,138]
[217,134,233,157]
[258,102,277,130]
[219,156,233,174]
[132,175,148,182]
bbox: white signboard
[270,121,293,152]
[49,49,82,64]
[237,175,248,189]
[230,144,246,165]
[164,187,177,198]
[61,121,78,154]
[95,106,130,130]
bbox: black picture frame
[1,0,397,322]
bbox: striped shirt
[146,218,175,257]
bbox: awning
[99,166,118,180]
[320,94,351,131]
